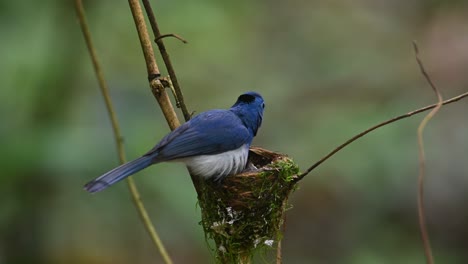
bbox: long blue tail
[84,156,153,193]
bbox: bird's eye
[262,103,265,109]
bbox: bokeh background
[1,0,468,263]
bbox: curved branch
[155,33,188,44]
[414,41,440,264]
[294,90,468,182]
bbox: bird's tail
[84,156,153,193]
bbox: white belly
[180,144,249,180]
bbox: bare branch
[155,33,188,44]
[133,0,202,196]
[294,90,468,182]
[128,0,180,130]
[74,0,125,162]
[142,0,192,122]
[414,41,442,264]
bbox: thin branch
[141,0,192,121]
[74,0,125,162]
[294,90,468,182]
[156,33,188,44]
[414,41,441,264]
[75,1,173,264]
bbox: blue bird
[84,92,265,193]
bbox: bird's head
[230,91,265,136]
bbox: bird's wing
[145,110,251,161]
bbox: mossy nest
[198,147,299,263]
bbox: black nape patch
[238,94,255,103]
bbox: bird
[84,91,265,193]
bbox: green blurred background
[1,0,468,263]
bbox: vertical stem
[74,0,125,162]
[414,41,441,264]
[128,0,202,196]
[127,0,180,130]
[74,1,173,264]
[141,0,191,122]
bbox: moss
[198,147,299,263]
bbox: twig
[141,0,192,121]
[295,90,468,182]
[414,41,441,264]
[75,1,173,264]
[155,33,188,44]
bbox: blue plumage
[84,92,265,193]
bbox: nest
[198,147,299,263]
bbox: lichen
[198,147,299,263]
